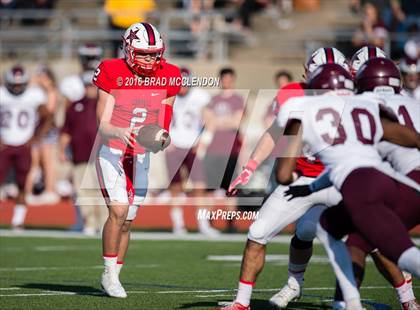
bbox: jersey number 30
[316,108,376,145]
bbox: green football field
[0,233,418,309]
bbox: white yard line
[1,229,419,245]
[1,286,418,298]
[0,287,20,290]
[0,264,158,272]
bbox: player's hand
[227,159,259,196]
[284,185,312,201]
[116,127,137,148]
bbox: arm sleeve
[92,62,113,93]
[309,169,333,192]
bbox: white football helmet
[305,47,350,77]
[350,45,386,76]
[122,22,165,76]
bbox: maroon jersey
[61,97,98,164]
[206,93,244,156]
[274,82,324,177]
[93,58,181,154]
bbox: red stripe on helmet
[141,22,156,46]
[325,48,335,63]
[368,46,376,59]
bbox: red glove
[227,159,259,196]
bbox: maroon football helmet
[4,65,29,95]
[307,63,354,92]
[355,57,401,94]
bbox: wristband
[245,159,259,172]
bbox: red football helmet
[355,57,401,94]
[307,63,354,92]
[122,22,165,76]
[4,65,29,95]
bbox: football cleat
[216,301,250,310]
[269,277,301,308]
[332,300,346,310]
[401,299,420,310]
[101,271,127,298]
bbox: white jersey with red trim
[360,92,420,175]
[0,86,46,146]
[278,94,390,189]
[170,88,210,149]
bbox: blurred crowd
[349,0,419,58]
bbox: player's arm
[59,132,71,162]
[276,120,302,184]
[227,119,284,195]
[96,89,136,148]
[158,95,176,131]
[380,114,420,149]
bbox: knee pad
[126,205,139,221]
[248,220,268,245]
[296,218,318,242]
[291,235,313,250]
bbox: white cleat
[101,271,127,298]
[332,301,346,310]
[269,277,301,308]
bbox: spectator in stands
[201,67,245,233]
[235,0,269,32]
[104,0,156,57]
[179,0,215,33]
[16,0,56,26]
[352,1,388,49]
[26,65,60,205]
[390,0,420,31]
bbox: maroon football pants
[346,169,420,253]
[320,167,417,263]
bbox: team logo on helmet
[122,22,165,76]
[350,45,386,76]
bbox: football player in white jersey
[266,45,389,309]
[0,65,51,229]
[276,63,420,309]
[286,58,420,309]
[216,47,350,310]
[163,67,219,236]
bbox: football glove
[284,184,312,201]
[227,159,259,196]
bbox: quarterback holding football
[93,22,181,298]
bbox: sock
[316,223,361,304]
[116,261,124,276]
[235,280,254,307]
[170,207,185,231]
[103,254,118,274]
[11,204,27,227]
[288,262,307,286]
[394,279,415,303]
[398,247,420,278]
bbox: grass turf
[0,236,417,309]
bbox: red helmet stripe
[141,22,156,46]
[368,46,376,59]
[325,48,335,63]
